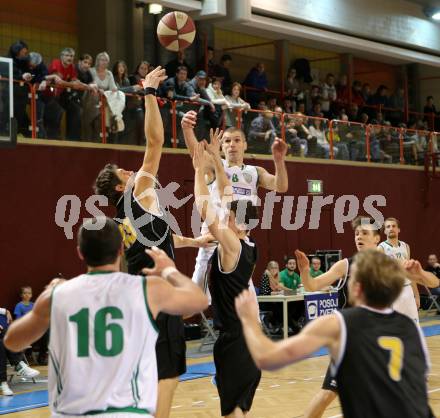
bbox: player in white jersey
[181,110,288,300]
[377,217,419,322]
[4,218,208,418]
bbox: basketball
[156,11,196,52]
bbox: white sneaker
[1,381,13,396]
[15,361,40,378]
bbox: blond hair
[352,250,405,308]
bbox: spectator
[282,97,295,114]
[361,82,372,103]
[112,60,143,145]
[0,307,39,396]
[206,78,228,128]
[82,51,118,141]
[359,112,369,124]
[336,74,349,104]
[308,85,321,112]
[351,80,364,107]
[266,96,278,112]
[161,66,196,100]
[424,96,439,130]
[296,102,306,114]
[224,82,250,128]
[8,40,29,136]
[165,49,193,78]
[285,113,309,156]
[308,101,322,117]
[127,61,151,144]
[271,105,283,137]
[371,84,390,109]
[321,73,337,115]
[43,47,86,140]
[213,54,233,95]
[426,254,440,296]
[308,117,332,158]
[243,62,268,108]
[14,286,48,365]
[279,257,301,290]
[21,52,49,138]
[310,257,324,277]
[248,108,275,154]
[75,53,93,85]
[259,261,283,331]
[347,103,359,122]
[257,99,267,110]
[388,87,405,126]
[197,46,215,77]
[285,67,300,98]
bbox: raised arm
[256,139,288,193]
[143,247,208,317]
[132,66,168,210]
[172,233,215,249]
[404,259,440,288]
[235,290,340,370]
[193,142,241,257]
[296,250,347,292]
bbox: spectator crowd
[2,39,438,164]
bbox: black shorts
[214,328,261,416]
[322,363,338,392]
[155,312,186,380]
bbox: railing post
[171,100,177,148]
[365,124,371,163]
[328,119,334,160]
[399,127,404,164]
[281,111,286,143]
[236,108,242,129]
[29,83,37,139]
[99,93,107,144]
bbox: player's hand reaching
[295,249,310,273]
[403,259,424,278]
[181,110,197,129]
[194,233,217,248]
[6,310,12,324]
[143,246,176,276]
[235,290,259,324]
[271,138,288,162]
[192,141,207,171]
[205,128,223,159]
[141,66,167,90]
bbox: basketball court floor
[2,315,440,418]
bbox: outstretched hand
[272,138,288,162]
[295,249,310,273]
[192,141,207,171]
[142,246,176,276]
[181,110,197,129]
[141,66,167,90]
[402,259,423,277]
[205,128,223,159]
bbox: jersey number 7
[377,336,404,382]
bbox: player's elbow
[276,184,288,193]
[3,332,22,353]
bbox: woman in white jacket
[206,78,228,128]
[224,82,251,128]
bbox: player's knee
[319,389,337,404]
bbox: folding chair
[423,286,440,312]
[8,348,37,384]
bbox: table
[257,292,333,339]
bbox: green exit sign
[307,179,323,195]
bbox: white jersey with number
[49,272,158,417]
[378,240,418,322]
[201,160,259,235]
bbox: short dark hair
[223,126,246,142]
[228,200,258,229]
[352,250,404,308]
[427,95,434,101]
[94,164,122,206]
[176,65,188,74]
[78,217,122,267]
[351,216,381,236]
[384,217,400,228]
[285,256,296,263]
[79,53,92,62]
[221,54,232,62]
[20,286,32,295]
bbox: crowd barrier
[1,76,438,167]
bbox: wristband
[144,87,157,96]
[0,308,5,315]
[161,266,178,280]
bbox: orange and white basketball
[157,11,196,52]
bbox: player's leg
[304,389,337,418]
[156,377,179,418]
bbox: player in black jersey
[236,250,433,418]
[296,216,381,418]
[93,67,212,418]
[193,142,261,417]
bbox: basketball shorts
[192,247,215,303]
[322,363,338,392]
[393,283,419,323]
[155,312,186,380]
[214,328,261,416]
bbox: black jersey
[334,307,430,418]
[115,191,175,274]
[333,257,352,309]
[209,237,258,330]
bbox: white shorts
[393,283,419,323]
